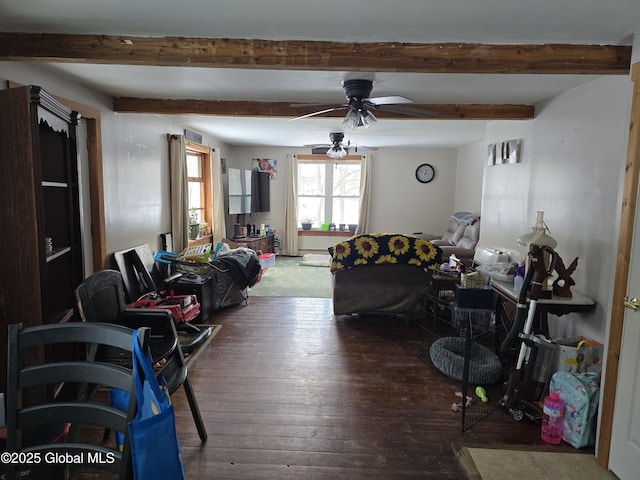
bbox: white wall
[481,75,633,341]
[455,141,486,215]
[227,146,463,249]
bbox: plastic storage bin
[259,253,276,269]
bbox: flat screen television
[251,170,270,212]
[228,168,252,214]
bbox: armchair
[425,221,466,247]
[421,217,481,263]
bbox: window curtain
[355,154,371,235]
[282,153,299,256]
[210,148,226,245]
[168,134,188,253]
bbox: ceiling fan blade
[289,102,342,108]
[289,106,346,121]
[347,145,378,152]
[368,95,414,105]
[303,143,331,148]
[373,104,438,118]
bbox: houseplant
[188,209,200,240]
[300,217,315,230]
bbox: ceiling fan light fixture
[326,144,347,158]
[360,110,377,129]
[341,109,360,130]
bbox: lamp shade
[326,144,347,158]
[517,211,557,248]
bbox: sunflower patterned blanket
[328,233,442,273]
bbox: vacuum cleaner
[499,230,558,422]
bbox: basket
[461,271,486,288]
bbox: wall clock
[416,163,435,183]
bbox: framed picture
[487,144,496,166]
[253,158,277,179]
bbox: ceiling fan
[291,79,437,129]
[306,132,378,158]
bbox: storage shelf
[42,181,68,188]
[46,246,71,262]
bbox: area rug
[462,447,617,480]
[248,255,332,298]
[178,324,222,368]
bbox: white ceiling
[1,0,638,148]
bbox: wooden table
[491,279,595,335]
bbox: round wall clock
[415,163,435,183]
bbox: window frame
[296,154,363,231]
[185,141,212,244]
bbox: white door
[609,182,640,479]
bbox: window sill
[298,229,354,237]
[188,234,213,246]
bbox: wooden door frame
[597,62,640,468]
[63,102,107,271]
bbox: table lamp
[518,211,556,293]
[517,211,557,249]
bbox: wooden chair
[75,269,208,442]
[5,322,149,480]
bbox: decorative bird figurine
[553,254,578,297]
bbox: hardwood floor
[169,296,582,480]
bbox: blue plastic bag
[128,332,185,479]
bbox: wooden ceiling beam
[0,33,630,75]
[112,97,535,120]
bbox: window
[186,141,212,239]
[297,158,361,227]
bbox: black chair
[75,269,208,442]
[5,322,149,480]
[113,243,212,352]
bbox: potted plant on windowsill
[188,209,200,240]
[300,217,315,231]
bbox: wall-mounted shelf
[46,247,72,262]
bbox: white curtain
[168,134,188,252]
[210,148,226,245]
[355,154,371,235]
[282,153,299,256]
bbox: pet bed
[429,336,502,384]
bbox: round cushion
[429,336,502,385]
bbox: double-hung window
[186,141,212,241]
[297,157,361,228]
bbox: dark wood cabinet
[0,85,83,390]
[234,234,275,254]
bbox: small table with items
[490,279,595,338]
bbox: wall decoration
[184,128,203,144]
[487,139,521,165]
[487,144,496,166]
[253,158,277,179]
[506,139,521,164]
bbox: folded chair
[75,269,208,442]
[113,244,212,352]
[5,322,149,480]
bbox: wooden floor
[168,296,582,480]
